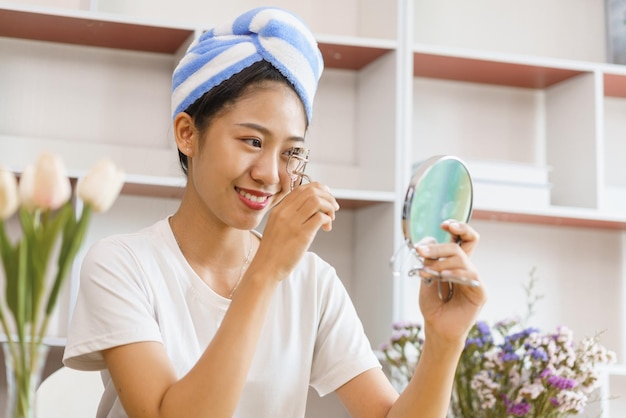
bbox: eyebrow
[235,122,305,143]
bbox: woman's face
[188,81,307,230]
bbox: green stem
[5,341,47,418]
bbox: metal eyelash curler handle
[408,267,455,303]
[286,147,312,191]
[290,171,311,191]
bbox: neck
[168,213,257,297]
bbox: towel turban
[171,7,324,124]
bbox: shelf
[122,175,395,208]
[473,207,626,230]
[413,45,590,89]
[604,73,626,98]
[0,4,195,53]
[0,4,396,71]
[0,334,66,347]
[605,364,626,376]
[332,189,396,209]
[122,175,186,199]
[317,35,395,70]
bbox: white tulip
[0,168,19,220]
[17,164,36,210]
[19,153,71,211]
[77,159,125,212]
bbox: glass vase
[3,342,49,418]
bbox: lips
[236,187,272,209]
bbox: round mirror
[403,155,473,246]
[391,155,478,300]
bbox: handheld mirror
[391,155,479,302]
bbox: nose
[250,150,283,186]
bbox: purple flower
[392,321,420,330]
[466,322,494,348]
[503,394,531,416]
[390,329,411,342]
[465,338,480,348]
[502,352,520,362]
[546,375,578,390]
[508,402,531,416]
[529,347,548,361]
[477,321,491,336]
[506,327,539,344]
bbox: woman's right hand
[253,181,339,281]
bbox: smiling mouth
[237,188,270,203]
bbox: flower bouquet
[451,320,615,417]
[0,152,124,418]
[378,276,617,417]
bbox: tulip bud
[18,164,36,211]
[0,168,19,220]
[77,159,125,212]
[19,152,71,211]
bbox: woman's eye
[243,138,262,148]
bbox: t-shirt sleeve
[309,260,381,397]
[63,237,163,371]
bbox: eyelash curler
[286,147,311,191]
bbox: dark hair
[177,60,303,175]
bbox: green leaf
[16,208,39,325]
[0,220,16,338]
[44,204,92,318]
[0,219,16,283]
[29,203,73,329]
[14,237,27,342]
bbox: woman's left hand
[415,220,487,344]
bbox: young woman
[63,7,486,418]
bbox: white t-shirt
[63,218,380,418]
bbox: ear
[173,112,197,157]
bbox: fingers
[440,220,479,255]
[417,240,477,277]
[290,182,340,230]
[255,183,339,281]
[415,221,482,292]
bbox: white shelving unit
[0,1,400,416]
[1,0,625,416]
[403,2,626,417]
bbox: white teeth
[238,189,268,203]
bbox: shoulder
[290,252,338,285]
[84,219,171,264]
[285,252,351,308]
[80,218,177,291]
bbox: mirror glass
[404,155,473,245]
[391,155,478,299]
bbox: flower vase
[3,342,49,418]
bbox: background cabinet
[1,0,625,416]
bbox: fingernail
[417,245,430,256]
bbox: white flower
[19,152,71,211]
[518,380,545,400]
[470,371,499,409]
[508,369,521,387]
[77,159,124,212]
[554,389,587,413]
[0,168,19,220]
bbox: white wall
[414,0,607,62]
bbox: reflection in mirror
[391,155,479,302]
